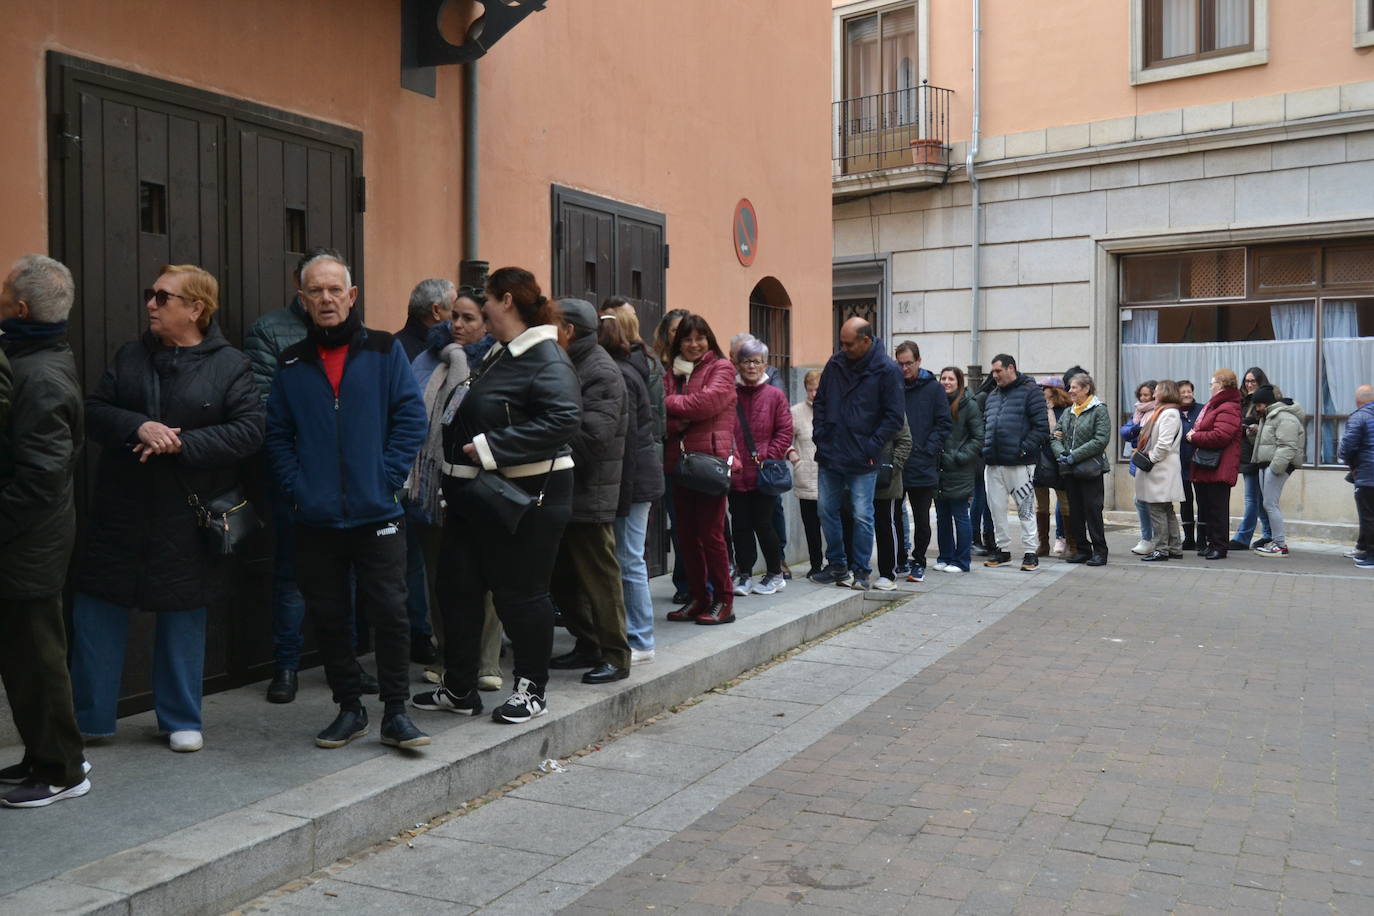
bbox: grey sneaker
[753,574,785,595]
[850,573,870,591]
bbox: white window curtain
[1215,0,1250,48]
[1321,301,1373,460]
[1161,0,1197,58]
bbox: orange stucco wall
[1,0,832,361]
[834,0,1374,141]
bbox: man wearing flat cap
[548,298,631,684]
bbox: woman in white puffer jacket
[786,369,823,578]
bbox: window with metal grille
[749,278,793,399]
[1144,0,1253,68]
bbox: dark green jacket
[1051,397,1111,474]
[244,297,308,402]
[0,333,84,597]
[937,392,985,501]
[877,418,912,501]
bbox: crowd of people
[3,249,1373,811]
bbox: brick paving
[566,551,1374,915]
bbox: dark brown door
[48,53,363,712]
[551,186,669,576]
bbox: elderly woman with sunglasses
[70,265,263,753]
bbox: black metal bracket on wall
[405,0,547,70]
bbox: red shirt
[317,344,348,396]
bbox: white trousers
[985,464,1038,553]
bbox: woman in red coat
[1186,368,1244,559]
[729,337,794,598]
[663,315,738,625]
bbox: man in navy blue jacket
[266,254,429,751]
[981,353,1050,570]
[894,341,951,582]
[1340,384,1374,566]
[810,318,905,590]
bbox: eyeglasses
[144,288,192,307]
[739,358,766,367]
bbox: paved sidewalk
[566,535,1374,914]
[232,554,1079,913]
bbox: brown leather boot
[666,599,705,622]
[1036,511,1051,556]
[693,601,736,626]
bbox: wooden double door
[47,53,364,712]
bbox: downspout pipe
[966,0,983,376]
[460,60,485,285]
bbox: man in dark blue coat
[894,341,951,582]
[810,318,904,590]
[981,353,1049,570]
[1340,384,1374,565]
[266,253,429,751]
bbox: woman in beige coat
[786,369,822,578]
[1134,380,1186,561]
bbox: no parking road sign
[733,198,758,267]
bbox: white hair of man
[407,278,455,320]
[10,254,76,323]
[299,252,353,289]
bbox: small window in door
[140,182,167,235]
[286,208,307,253]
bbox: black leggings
[728,489,782,577]
[437,470,573,692]
[1195,480,1232,552]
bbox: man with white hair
[0,254,90,807]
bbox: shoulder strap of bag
[736,400,761,464]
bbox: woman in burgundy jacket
[729,337,794,599]
[1186,368,1244,559]
[663,314,738,625]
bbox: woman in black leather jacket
[411,267,581,725]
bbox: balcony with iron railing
[832,83,953,198]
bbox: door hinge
[355,176,367,213]
[663,243,670,270]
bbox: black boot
[266,668,298,704]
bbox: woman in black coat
[70,265,263,753]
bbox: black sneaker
[411,683,483,716]
[0,777,91,809]
[0,759,90,786]
[983,550,1013,567]
[316,707,369,749]
[492,677,547,724]
[380,712,431,749]
[265,668,298,704]
[1021,553,1039,570]
[810,564,852,586]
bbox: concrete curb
[10,586,873,916]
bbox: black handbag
[467,469,535,534]
[675,442,732,496]
[1192,447,1222,469]
[1071,454,1104,478]
[1130,450,1155,473]
[186,486,262,556]
[736,403,793,496]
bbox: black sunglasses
[144,288,193,307]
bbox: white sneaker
[477,675,503,691]
[630,648,655,665]
[752,574,781,595]
[941,565,965,574]
[872,576,897,591]
[169,730,203,753]
[1131,539,1153,556]
[732,575,752,597]
[1051,538,1067,557]
[932,562,949,572]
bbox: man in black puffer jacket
[981,353,1049,570]
[549,298,631,684]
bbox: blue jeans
[898,499,913,564]
[971,470,994,541]
[1235,471,1272,544]
[819,466,878,576]
[70,593,206,736]
[270,490,308,670]
[615,502,655,651]
[935,497,973,572]
[1135,499,1154,542]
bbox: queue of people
[4,247,1370,812]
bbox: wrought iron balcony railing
[833,83,952,178]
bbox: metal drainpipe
[966,0,983,376]
[463,60,479,265]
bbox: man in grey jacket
[548,298,631,684]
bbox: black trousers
[438,470,572,693]
[798,498,824,572]
[728,489,783,577]
[1064,474,1107,556]
[901,485,936,566]
[1195,481,1233,552]
[297,519,411,707]
[1355,486,1374,554]
[0,592,86,786]
[874,498,897,578]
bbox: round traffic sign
[733,199,758,267]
